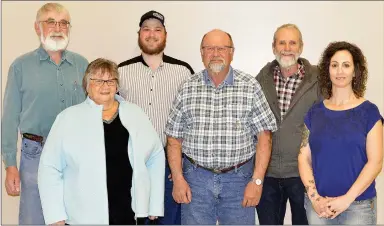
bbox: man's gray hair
[273,23,303,47]
[200,29,235,49]
[36,3,71,22]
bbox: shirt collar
[37,45,73,65]
[85,94,125,109]
[139,54,165,68]
[203,66,234,86]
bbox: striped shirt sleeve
[164,85,185,138]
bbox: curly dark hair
[318,41,368,99]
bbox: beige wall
[1,1,384,224]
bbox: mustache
[279,51,297,55]
[145,37,158,41]
[209,57,224,62]
[48,32,67,38]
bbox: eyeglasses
[90,78,117,87]
[202,46,234,54]
[40,19,71,29]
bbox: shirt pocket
[70,80,85,105]
[21,138,43,159]
[225,103,251,134]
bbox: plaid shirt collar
[203,66,234,87]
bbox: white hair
[273,23,303,48]
[36,3,71,22]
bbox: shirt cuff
[2,153,17,168]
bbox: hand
[5,166,20,196]
[310,196,334,218]
[168,173,172,182]
[148,216,158,220]
[50,220,65,225]
[242,182,262,207]
[326,195,354,219]
[172,176,192,204]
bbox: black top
[103,113,135,225]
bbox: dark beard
[138,37,166,55]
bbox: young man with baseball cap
[118,10,194,225]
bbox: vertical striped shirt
[118,54,194,146]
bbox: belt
[185,155,252,174]
[22,133,44,144]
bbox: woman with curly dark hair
[298,41,383,224]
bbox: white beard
[209,63,225,73]
[275,52,300,68]
[208,58,226,73]
[40,26,70,52]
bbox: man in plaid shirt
[165,29,278,225]
[255,24,321,225]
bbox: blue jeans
[256,177,308,225]
[181,156,255,225]
[145,160,181,225]
[304,194,377,225]
[19,138,45,224]
[158,161,181,225]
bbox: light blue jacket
[38,95,165,224]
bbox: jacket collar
[85,94,125,109]
[257,57,318,122]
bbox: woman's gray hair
[82,58,120,94]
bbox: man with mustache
[165,29,278,225]
[255,24,321,225]
[117,10,194,225]
[2,3,88,225]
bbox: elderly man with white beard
[165,29,277,225]
[2,3,88,225]
[255,23,321,225]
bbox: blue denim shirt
[1,46,88,168]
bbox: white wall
[1,1,383,224]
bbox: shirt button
[60,84,63,86]
[150,89,153,91]
[149,103,151,105]
[61,100,64,103]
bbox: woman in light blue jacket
[38,58,165,225]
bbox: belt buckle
[212,169,222,174]
[24,134,32,139]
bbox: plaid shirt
[273,62,305,120]
[165,67,278,169]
